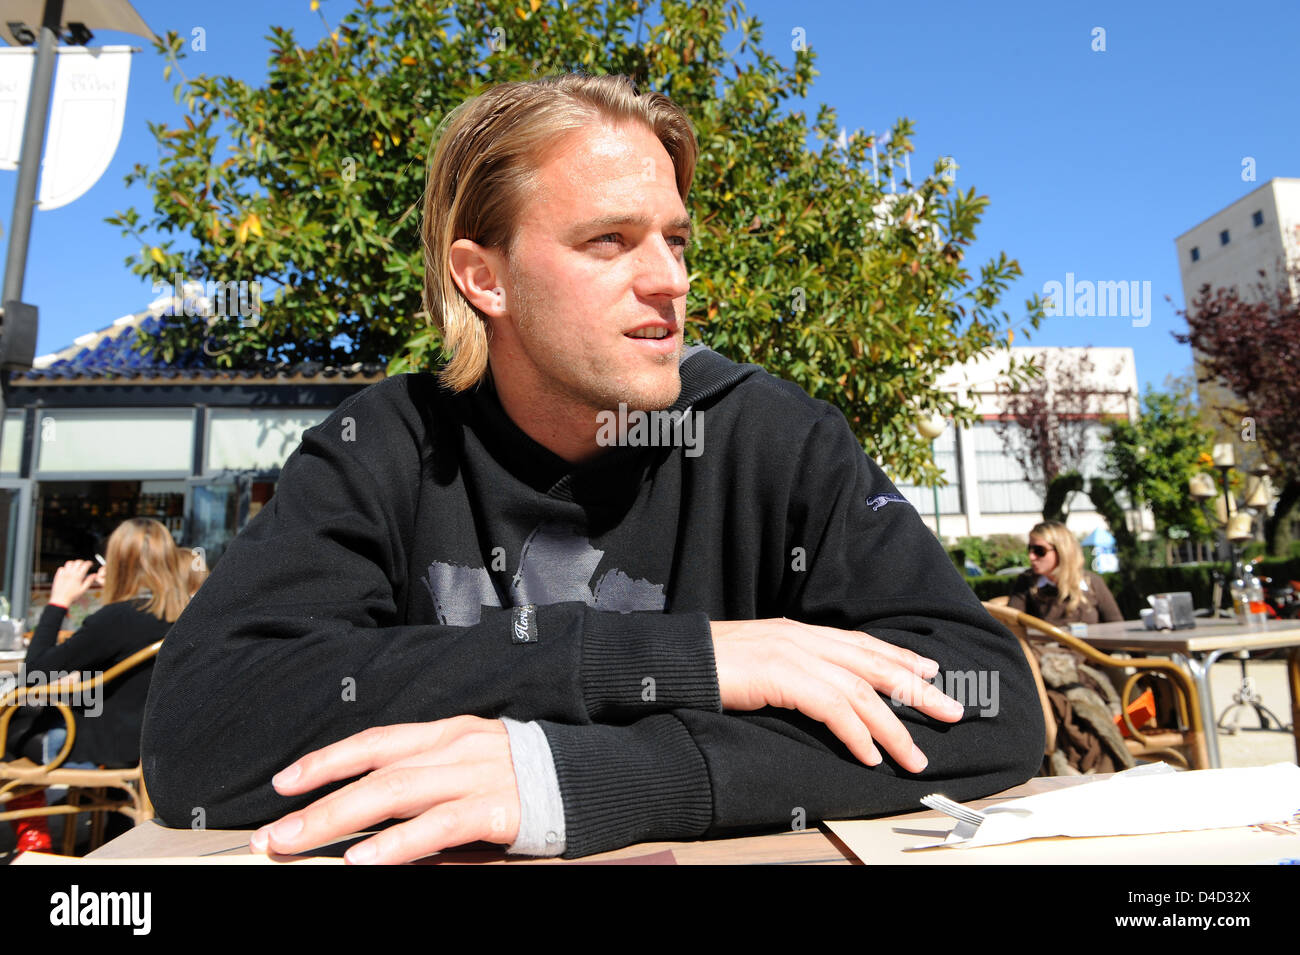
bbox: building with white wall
[891,346,1141,546]
[1175,177,1300,307]
[1173,176,1300,462]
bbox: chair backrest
[981,601,1207,771]
[1,640,164,773]
[983,602,1152,671]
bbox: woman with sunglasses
[1007,520,1121,626]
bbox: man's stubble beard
[507,267,683,415]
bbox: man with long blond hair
[142,73,1041,862]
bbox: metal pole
[931,437,941,541]
[1,0,64,460]
[0,1,60,624]
[3,0,62,304]
[1218,464,1233,564]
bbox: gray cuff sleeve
[501,717,567,857]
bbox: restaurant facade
[0,309,385,623]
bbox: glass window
[971,420,1113,514]
[0,488,20,616]
[972,422,1041,513]
[186,476,277,570]
[1219,229,1230,245]
[206,409,329,472]
[1190,246,1200,263]
[30,480,187,608]
[893,426,963,515]
[35,410,192,475]
[1252,210,1264,228]
[1,412,23,475]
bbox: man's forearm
[539,699,1041,857]
[142,594,721,829]
[537,610,1044,859]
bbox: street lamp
[1196,452,1282,729]
[1190,445,1275,616]
[1244,466,1272,511]
[917,412,947,541]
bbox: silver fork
[921,793,986,827]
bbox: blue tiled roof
[14,312,386,383]
[41,315,203,375]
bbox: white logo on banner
[0,48,36,170]
[37,46,134,210]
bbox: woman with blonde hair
[4,518,191,853]
[1007,520,1122,626]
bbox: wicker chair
[982,602,1208,772]
[1,640,162,854]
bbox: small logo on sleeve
[511,604,539,644]
[866,493,912,511]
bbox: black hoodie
[141,346,1042,857]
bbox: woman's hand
[48,559,99,608]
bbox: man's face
[491,119,691,417]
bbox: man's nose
[635,236,689,300]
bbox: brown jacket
[1006,569,1122,627]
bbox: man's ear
[449,239,507,320]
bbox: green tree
[1104,383,1216,564]
[110,0,1041,483]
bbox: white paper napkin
[911,762,1300,850]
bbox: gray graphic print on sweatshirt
[423,521,666,625]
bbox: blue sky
[1,0,1296,391]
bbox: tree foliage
[109,0,1042,483]
[1173,264,1300,554]
[1085,475,1139,602]
[1105,384,1216,551]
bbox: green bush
[966,574,1017,602]
[1252,557,1300,587]
[951,534,1029,574]
[1241,540,1269,562]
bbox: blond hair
[420,73,698,391]
[1029,520,1089,614]
[101,519,190,623]
[175,543,210,597]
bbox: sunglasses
[1027,544,1055,558]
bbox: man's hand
[248,716,521,865]
[711,618,966,774]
